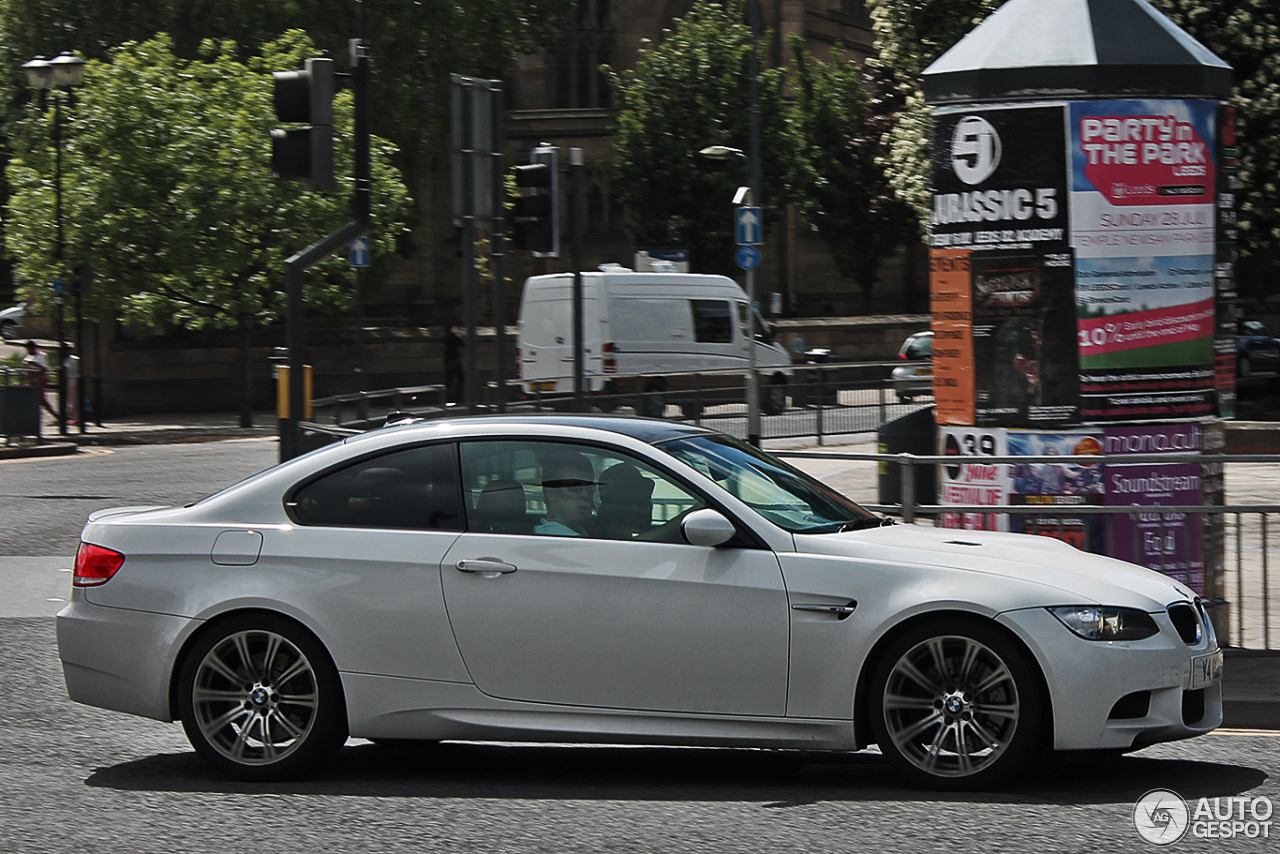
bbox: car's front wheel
[869,618,1047,790]
[178,613,347,780]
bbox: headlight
[1048,606,1160,641]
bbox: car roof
[356,413,719,446]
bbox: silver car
[890,330,933,403]
[0,302,23,340]
[58,416,1221,788]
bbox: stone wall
[98,314,931,415]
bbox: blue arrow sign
[736,245,761,271]
[348,236,371,268]
[736,206,762,246]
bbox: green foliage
[5,32,410,333]
[1151,0,1280,270]
[607,0,797,276]
[0,0,574,173]
[788,38,916,308]
[866,0,1003,220]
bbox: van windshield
[660,434,883,533]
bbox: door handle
[455,558,518,575]
[791,601,857,619]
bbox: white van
[517,269,791,417]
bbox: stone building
[381,1,926,328]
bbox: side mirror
[681,508,737,547]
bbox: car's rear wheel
[761,374,787,415]
[635,378,667,417]
[179,614,347,781]
[869,618,1046,790]
[0,319,15,340]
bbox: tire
[178,613,347,781]
[0,319,15,341]
[1239,356,1252,378]
[595,380,620,413]
[761,375,787,416]
[635,379,667,418]
[868,618,1047,790]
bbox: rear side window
[692,300,733,343]
[903,335,933,360]
[289,443,462,530]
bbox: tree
[865,0,1002,220]
[1150,0,1280,293]
[788,38,917,313]
[607,0,798,276]
[4,32,411,424]
[0,0,574,175]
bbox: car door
[441,439,790,716]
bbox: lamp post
[699,141,763,448]
[22,52,85,436]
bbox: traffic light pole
[279,41,371,462]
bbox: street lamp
[699,140,763,448]
[22,52,85,436]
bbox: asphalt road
[1,439,1278,853]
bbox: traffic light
[270,57,335,193]
[511,145,559,256]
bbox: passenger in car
[592,462,655,539]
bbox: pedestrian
[444,322,464,404]
[21,340,56,416]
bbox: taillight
[74,542,125,587]
[603,342,617,373]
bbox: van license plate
[1189,650,1222,690]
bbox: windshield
[661,434,882,533]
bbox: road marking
[1215,728,1280,737]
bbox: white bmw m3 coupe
[57,415,1222,788]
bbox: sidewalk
[1,412,1276,731]
[0,410,277,458]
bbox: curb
[0,442,77,461]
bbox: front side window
[460,440,705,543]
[661,434,881,533]
[288,443,462,530]
[692,299,733,343]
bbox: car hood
[793,523,1193,611]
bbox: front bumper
[999,607,1223,751]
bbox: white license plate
[1189,650,1223,690]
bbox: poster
[929,103,1077,428]
[930,250,975,425]
[1006,429,1105,551]
[1069,100,1219,421]
[938,426,1010,531]
[1103,424,1205,593]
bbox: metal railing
[775,449,1280,651]
[312,360,933,442]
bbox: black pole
[281,40,372,463]
[53,92,67,436]
[570,148,584,412]
[490,82,507,413]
